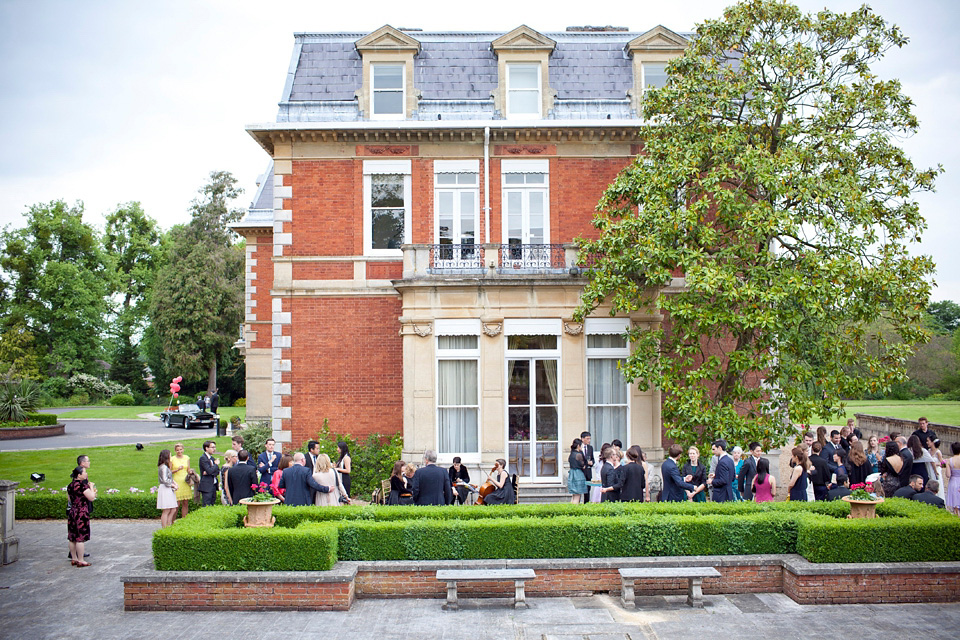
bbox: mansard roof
[284,28,690,106]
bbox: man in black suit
[912,480,945,508]
[826,474,852,501]
[580,431,595,502]
[258,438,281,483]
[209,389,220,413]
[198,440,220,506]
[661,444,697,502]
[412,450,452,506]
[196,393,207,411]
[737,442,762,501]
[821,430,844,475]
[709,440,736,502]
[912,417,937,450]
[227,450,258,504]
[896,436,914,488]
[809,443,831,501]
[305,440,320,472]
[278,453,330,506]
[893,474,923,499]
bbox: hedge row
[16,492,202,519]
[152,508,337,571]
[149,499,960,568]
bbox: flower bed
[150,499,960,570]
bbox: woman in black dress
[387,460,411,505]
[682,446,708,502]
[619,446,646,502]
[599,446,623,501]
[67,466,97,567]
[482,459,515,505]
[787,447,810,502]
[335,442,351,499]
[846,441,873,487]
[879,440,903,498]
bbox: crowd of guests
[155,436,355,527]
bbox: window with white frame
[586,318,630,448]
[371,63,404,118]
[506,63,541,118]
[436,320,481,455]
[434,160,480,264]
[641,62,667,93]
[363,160,411,255]
[502,159,549,260]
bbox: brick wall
[288,295,403,445]
[783,569,960,605]
[293,261,354,280]
[291,159,362,256]
[124,580,355,611]
[249,233,274,350]
[553,157,629,242]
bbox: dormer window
[625,26,689,115]
[372,63,404,118]
[507,64,541,118]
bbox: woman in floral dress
[67,466,97,566]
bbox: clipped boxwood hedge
[16,492,202,519]
[152,507,337,571]
[150,498,960,569]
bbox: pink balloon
[173,392,179,398]
[174,377,182,383]
[171,383,181,392]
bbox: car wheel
[183,418,190,429]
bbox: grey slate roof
[231,162,274,229]
[282,30,689,121]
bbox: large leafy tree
[147,172,244,393]
[103,202,162,393]
[576,1,938,448]
[0,201,110,378]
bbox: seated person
[480,459,514,505]
[387,460,412,505]
[448,456,471,505]
[826,474,852,501]
[912,479,945,508]
[892,474,924,500]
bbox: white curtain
[438,359,478,453]
[588,359,627,446]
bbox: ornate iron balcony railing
[498,243,568,273]
[428,243,485,272]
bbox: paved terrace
[2,520,959,640]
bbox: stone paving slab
[1,520,959,640]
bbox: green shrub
[16,490,202,519]
[237,420,273,460]
[26,412,57,425]
[152,499,960,570]
[108,393,135,406]
[40,376,70,400]
[67,392,90,406]
[303,419,403,498]
[233,397,246,407]
[152,507,337,571]
[0,379,41,422]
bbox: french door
[507,357,560,481]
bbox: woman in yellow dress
[171,443,193,519]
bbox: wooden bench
[618,567,721,609]
[436,568,536,610]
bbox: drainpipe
[484,126,490,244]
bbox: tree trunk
[207,358,217,393]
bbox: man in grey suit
[412,450,453,506]
[737,442,763,501]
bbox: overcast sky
[1,0,956,301]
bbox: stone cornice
[247,121,643,155]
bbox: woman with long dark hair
[787,447,809,502]
[388,460,408,505]
[751,457,775,502]
[335,441,351,499]
[483,459,515,505]
[879,441,903,498]
[908,434,936,490]
[156,449,178,528]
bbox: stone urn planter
[239,498,280,527]
[842,495,884,519]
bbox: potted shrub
[842,483,884,518]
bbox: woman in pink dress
[751,457,776,502]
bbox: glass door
[503,172,547,264]
[507,358,560,481]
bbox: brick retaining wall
[123,555,960,611]
[0,423,65,440]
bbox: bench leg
[620,577,635,609]
[686,578,704,608]
[514,579,528,609]
[442,581,458,611]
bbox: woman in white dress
[313,454,347,506]
[927,437,947,500]
[157,449,178,528]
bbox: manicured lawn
[0,436,237,491]
[44,405,247,422]
[824,400,960,426]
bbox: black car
[160,404,219,429]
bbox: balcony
[403,243,583,279]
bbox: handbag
[334,470,350,504]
